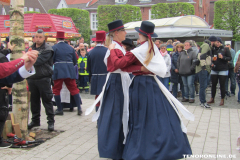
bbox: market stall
[124,15,233,42]
[0,13,81,42]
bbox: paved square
[1,87,240,160]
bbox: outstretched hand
[108,44,116,50]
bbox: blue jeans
[172,82,184,98]
[159,77,169,90]
[181,75,195,100]
[238,83,240,102]
[198,70,208,103]
[225,68,236,95]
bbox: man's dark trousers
[28,77,54,124]
[199,70,209,103]
[225,68,236,95]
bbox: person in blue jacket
[52,31,82,116]
[87,31,108,111]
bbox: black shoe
[28,121,40,130]
[69,108,73,112]
[54,110,63,115]
[0,142,12,148]
[181,98,189,102]
[78,110,82,116]
[48,123,54,131]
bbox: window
[149,9,152,20]
[35,8,40,12]
[91,13,98,30]
[149,9,155,20]
[29,7,34,11]
[115,0,127,4]
[204,15,206,21]
[24,7,27,12]
[199,0,203,7]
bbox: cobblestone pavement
[1,86,240,160]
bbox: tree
[48,8,91,44]
[97,4,142,32]
[151,2,195,19]
[10,0,29,139]
[214,0,240,47]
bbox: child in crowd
[78,48,89,93]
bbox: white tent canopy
[124,15,233,41]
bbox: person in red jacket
[0,49,38,148]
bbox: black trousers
[27,77,54,124]
[0,107,8,143]
[0,89,9,143]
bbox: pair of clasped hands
[1,43,39,94]
[108,43,149,72]
[7,42,39,71]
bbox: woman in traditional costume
[85,20,142,160]
[108,21,194,160]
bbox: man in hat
[27,29,55,131]
[87,31,108,112]
[52,31,82,116]
[195,36,217,109]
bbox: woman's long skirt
[97,73,124,159]
[123,76,192,160]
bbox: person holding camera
[195,36,217,109]
[207,37,232,106]
[177,40,197,103]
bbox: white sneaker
[203,103,212,109]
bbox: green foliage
[24,11,40,14]
[48,8,91,44]
[214,0,240,42]
[97,4,142,32]
[151,2,195,19]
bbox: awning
[124,15,233,42]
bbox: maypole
[7,0,28,139]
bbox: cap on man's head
[217,37,222,44]
[208,36,217,42]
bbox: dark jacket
[170,51,183,83]
[27,42,54,79]
[211,45,232,71]
[87,45,108,95]
[177,48,197,76]
[52,42,77,80]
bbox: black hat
[208,36,217,42]
[108,20,124,32]
[122,38,134,47]
[217,37,222,44]
[135,21,157,38]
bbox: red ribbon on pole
[139,29,155,55]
